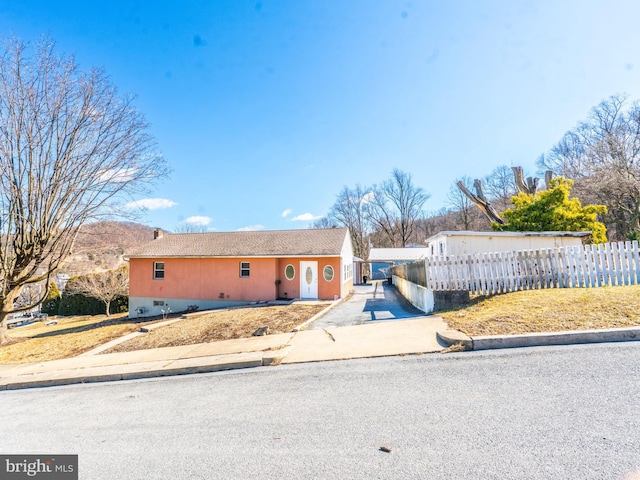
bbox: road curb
[261,346,293,366]
[436,330,473,349]
[0,354,267,391]
[438,326,640,350]
[472,326,640,350]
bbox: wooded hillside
[60,222,156,276]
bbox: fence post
[585,244,596,287]
[570,245,579,287]
[595,243,603,286]
[611,242,620,286]
[578,244,588,288]
[632,241,640,285]
[621,241,631,285]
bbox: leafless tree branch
[66,267,129,316]
[0,36,168,342]
[456,180,505,225]
[364,169,430,247]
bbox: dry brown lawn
[104,304,327,354]
[0,303,328,363]
[439,284,640,336]
[0,313,145,364]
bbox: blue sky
[2,1,640,233]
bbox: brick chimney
[154,228,163,240]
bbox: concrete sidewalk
[0,333,296,390]
[0,316,448,390]
[284,316,448,363]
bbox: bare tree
[537,94,640,240]
[456,164,556,226]
[483,165,518,212]
[447,176,477,230]
[0,37,168,342]
[173,224,208,233]
[325,185,371,260]
[15,283,44,310]
[456,178,505,225]
[365,169,430,247]
[311,217,337,229]
[418,208,459,239]
[66,267,129,316]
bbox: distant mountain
[60,221,157,277]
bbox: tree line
[316,164,608,264]
[316,96,640,255]
[538,94,640,242]
[312,168,430,262]
[444,95,640,243]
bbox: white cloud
[125,198,178,210]
[183,216,212,226]
[237,224,265,231]
[99,167,139,183]
[361,192,375,203]
[292,213,323,222]
[281,208,293,218]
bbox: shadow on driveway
[309,280,426,329]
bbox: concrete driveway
[308,280,426,330]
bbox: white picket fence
[406,241,640,296]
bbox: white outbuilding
[425,230,591,257]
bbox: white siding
[427,232,586,257]
[446,235,582,256]
[340,232,354,284]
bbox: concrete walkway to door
[308,280,426,330]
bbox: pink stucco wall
[130,256,349,302]
[275,257,343,300]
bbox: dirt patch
[103,304,328,354]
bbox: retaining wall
[393,275,434,314]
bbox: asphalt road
[2,343,640,479]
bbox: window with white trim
[323,265,334,282]
[154,262,165,279]
[240,261,250,278]
[343,263,352,281]
[285,264,295,280]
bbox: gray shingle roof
[125,228,349,258]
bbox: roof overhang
[124,254,341,260]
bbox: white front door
[300,261,318,299]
